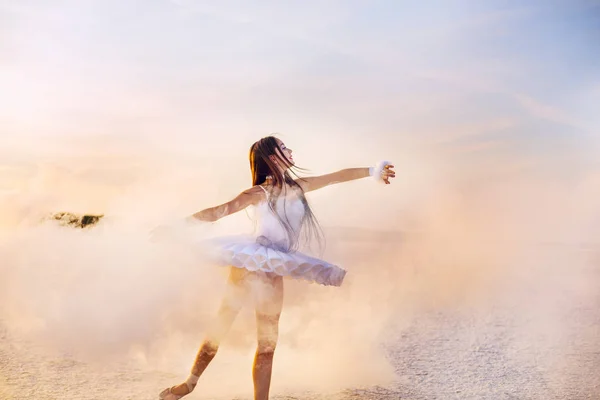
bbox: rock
[45,212,104,228]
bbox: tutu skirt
[204,235,346,287]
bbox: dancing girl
[159,136,395,400]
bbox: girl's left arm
[296,163,395,192]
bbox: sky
[0,0,599,229]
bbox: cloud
[428,118,518,145]
[444,139,507,155]
[513,93,585,129]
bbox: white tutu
[195,186,347,287]
[209,235,346,287]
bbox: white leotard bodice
[254,185,305,248]
[213,184,346,286]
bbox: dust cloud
[0,135,598,399]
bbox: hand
[382,164,396,184]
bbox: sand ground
[1,243,598,400]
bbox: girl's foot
[158,382,192,400]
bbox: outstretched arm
[297,163,395,192]
[297,168,369,192]
[189,186,265,222]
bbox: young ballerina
[159,136,395,400]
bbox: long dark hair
[249,136,323,252]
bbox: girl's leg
[160,267,250,399]
[251,273,284,400]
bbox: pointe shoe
[158,387,179,400]
[158,383,192,400]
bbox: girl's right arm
[189,185,265,222]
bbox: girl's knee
[201,340,220,356]
[257,338,277,354]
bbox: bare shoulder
[239,185,268,205]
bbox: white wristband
[369,160,392,183]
